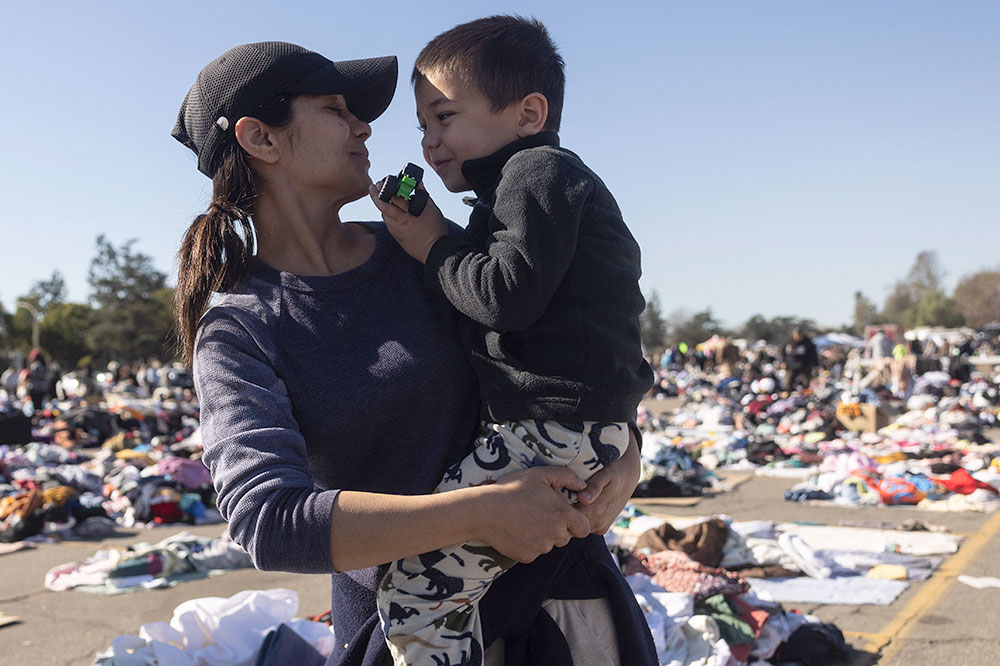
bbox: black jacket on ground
[424,132,654,423]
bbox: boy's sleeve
[423,150,593,332]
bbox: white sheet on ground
[831,551,941,580]
[957,575,1000,589]
[747,576,908,605]
[777,523,962,555]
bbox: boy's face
[415,71,524,192]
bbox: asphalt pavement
[2,401,999,665]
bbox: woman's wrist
[329,486,488,572]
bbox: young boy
[370,15,653,666]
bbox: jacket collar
[460,131,560,199]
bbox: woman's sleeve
[193,307,338,574]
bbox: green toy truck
[377,163,429,216]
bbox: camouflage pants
[378,419,630,666]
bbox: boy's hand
[574,430,641,534]
[370,180,447,264]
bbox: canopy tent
[814,332,866,348]
[697,334,726,352]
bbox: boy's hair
[413,15,565,132]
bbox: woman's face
[277,94,373,203]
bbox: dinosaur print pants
[378,419,630,666]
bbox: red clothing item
[729,597,770,662]
[150,501,184,524]
[939,468,999,495]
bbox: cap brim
[288,55,398,122]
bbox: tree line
[641,250,1000,355]
[1,236,175,369]
[4,241,999,369]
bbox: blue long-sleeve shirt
[193,222,656,665]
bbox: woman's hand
[474,466,592,563]
[574,429,641,534]
[370,181,447,263]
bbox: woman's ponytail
[175,145,256,365]
[174,95,296,366]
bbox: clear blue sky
[2,1,998,329]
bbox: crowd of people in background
[2,326,998,424]
[647,324,1000,403]
[1,352,195,417]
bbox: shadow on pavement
[846,647,880,665]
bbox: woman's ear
[234,117,281,165]
[516,93,549,136]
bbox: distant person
[23,349,51,411]
[715,336,740,379]
[1,366,18,398]
[819,344,847,381]
[694,347,707,371]
[950,339,973,383]
[868,329,892,359]
[890,340,918,399]
[783,327,818,392]
[675,342,688,367]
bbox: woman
[172,42,654,666]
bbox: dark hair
[412,15,565,132]
[175,96,296,365]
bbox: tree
[739,314,815,343]
[39,302,96,368]
[852,291,879,334]
[776,316,816,340]
[89,235,167,307]
[739,314,773,343]
[905,250,944,295]
[954,270,1000,328]
[667,308,725,347]
[881,284,915,328]
[25,270,67,315]
[640,291,668,355]
[882,250,950,328]
[912,290,964,328]
[86,235,174,363]
[6,306,36,354]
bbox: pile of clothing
[634,445,726,498]
[638,367,1000,511]
[45,531,252,594]
[0,396,215,542]
[608,508,962,665]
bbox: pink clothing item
[155,457,212,490]
[638,550,749,602]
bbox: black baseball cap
[172,41,397,177]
